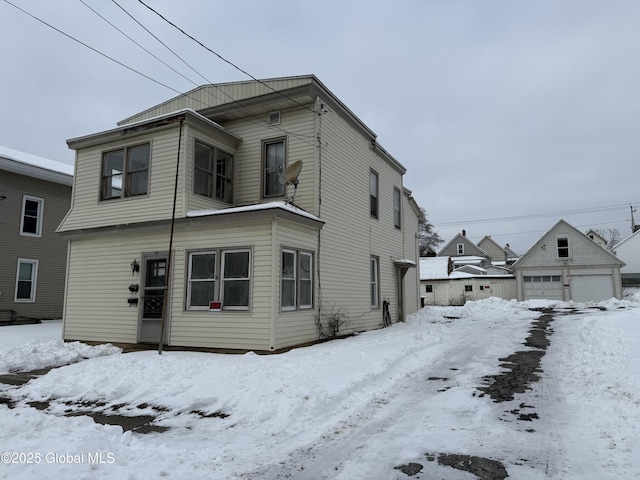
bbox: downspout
[158,116,185,354]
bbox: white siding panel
[59,127,186,232]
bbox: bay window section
[281,249,314,311]
[187,252,216,309]
[194,140,234,203]
[186,249,250,311]
[222,250,250,309]
[101,143,150,200]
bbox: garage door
[523,275,563,300]
[570,275,614,302]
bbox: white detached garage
[512,219,625,302]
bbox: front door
[139,254,168,343]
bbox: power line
[79,0,201,89]
[3,0,316,147]
[110,0,212,86]
[2,0,184,96]
[136,0,317,115]
[434,203,635,227]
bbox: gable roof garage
[512,220,625,302]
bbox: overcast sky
[1,0,638,254]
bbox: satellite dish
[278,160,303,204]
[279,160,303,186]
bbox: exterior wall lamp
[131,259,140,275]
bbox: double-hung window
[194,140,234,203]
[263,138,286,197]
[15,259,38,302]
[370,170,379,218]
[557,237,570,258]
[186,249,250,310]
[101,143,150,200]
[281,249,313,311]
[393,187,401,229]
[20,195,44,237]
[371,256,380,308]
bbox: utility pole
[632,205,638,233]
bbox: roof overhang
[0,156,73,186]
[66,109,241,151]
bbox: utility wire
[116,0,316,145]
[136,0,317,114]
[2,0,184,96]
[435,203,635,227]
[4,0,315,147]
[79,0,202,90]
[110,0,211,86]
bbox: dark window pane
[282,279,295,308]
[223,280,249,306]
[128,144,150,171]
[224,252,249,278]
[128,171,148,196]
[22,216,38,234]
[191,254,215,279]
[190,282,215,307]
[264,141,284,196]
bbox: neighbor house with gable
[512,219,625,302]
[0,146,72,323]
[57,75,421,351]
[612,229,640,286]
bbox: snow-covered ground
[1,294,639,479]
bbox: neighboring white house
[586,229,608,249]
[419,256,516,306]
[612,229,640,286]
[58,75,421,352]
[512,219,625,302]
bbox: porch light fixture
[131,259,140,275]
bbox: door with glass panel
[139,253,168,343]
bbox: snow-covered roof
[188,201,322,223]
[420,257,450,280]
[451,256,485,265]
[0,145,73,186]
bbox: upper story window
[20,195,44,237]
[15,258,38,302]
[194,140,234,203]
[457,243,464,255]
[263,138,286,197]
[393,187,401,229]
[557,237,570,258]
[101,143,150,200]
[370,170,379,218]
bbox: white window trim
[371,256,380,308]
[299,251,313,309]
[393,187,401,229]
[457,243,464,255]
[281,249,297,311]
[556,236,570,258]
[186,251,217,310]
[15,258,38,302]
[20,195,44,238]
[281,248,314,312]
[221,249,251,311]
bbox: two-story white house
[58,75,421,352]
